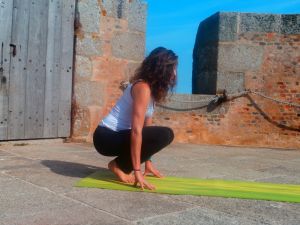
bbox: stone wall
[71,0,147,142]
[156,12,299,149]
[70,7,299,149]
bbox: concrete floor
[0,139,299,225]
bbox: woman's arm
[131,82,155,190]
[131,82,150,171]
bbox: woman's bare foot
[144,160,164,178]
[108,160,135,183]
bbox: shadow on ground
[41,160,108,178]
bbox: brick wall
[71,0,146,142]
[156,12,300,149]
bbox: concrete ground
[0,139,299,225]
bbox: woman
[93,47,178,190]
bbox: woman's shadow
[41,160,109,178]
[40,160,134,189]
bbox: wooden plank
[43,0,62,137]
[7,0,30,140]
[0,0,13,140]
[58,0,75,137]
[24,0,49,139]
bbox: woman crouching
[93,47,178,190]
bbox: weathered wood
[58,0,75,137]
[1,0,75,140]
[0,0,13,140]
[7,0,30,139]
[24,0,49,139]
[43,0,62,137]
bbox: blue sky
[145,0,300,93]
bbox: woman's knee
[155,126,174,146]
[164,127,174,144]
[143,126,174,147]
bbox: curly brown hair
[130,47,178,103]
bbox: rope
[118,81,300,110]
[156,89,300,111]
[247,90,300,108]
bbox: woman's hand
[134,170,156,191]
[144,160,164,178]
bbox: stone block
[216,72,245,94]
[128,0,147,32]
[218,12,238,41]
[76,33,103,57]
[91,56,127,81]
[281,14,300,34]
[75,55,92,78]
[192,71,217,95]
[125,62,140,80]
[193,45,218,95]
[74,81,105,107]
[112,32,145,61]
[239,13,281,33]
[72,107,90,137]
[194,12,219,47]
[102,0,129,19]
[217,44,264,72]
[194,12,238,46]
[77,0,100,33]
[193,46,218,72]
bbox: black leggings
[93,125,174,174]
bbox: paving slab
[136,207,256,225]
[0,174,130,225]
[67,189,192,221]
[169,196,300,225]
[0,140,299,225]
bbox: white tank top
[100,83,155,131]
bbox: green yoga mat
[75,170,300,203]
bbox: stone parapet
[180,12,300,148]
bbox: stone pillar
[192,12,219,94]
[71,0,147,142]
[193,12,300,95]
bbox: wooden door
[0,0,13,140]
[0,0,75,140]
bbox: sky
[145,0,300,93]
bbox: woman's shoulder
[131,80,150,93]
[130,80,151,102]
